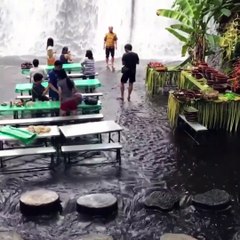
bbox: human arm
[58,86,62,101]
[136,54,139,65]
[103,35,107,49]
[42,85,49,96]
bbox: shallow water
[0,59,240,239]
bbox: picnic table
[0,101,102,119]
[15,79,101,95]
[0,126,60,150]
[21,63,82,75]
[59,120,123,142]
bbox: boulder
[160,233,197,240]
[76,193,117,215]
[192,189,231,210]
[20,189,61,216]
[144,190,179,211]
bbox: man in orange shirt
[104,26,118,67]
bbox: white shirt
[29,67,48,82]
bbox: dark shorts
[121,69,136,84]
[60,99,78,112]
[106,47,115,58]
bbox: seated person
[60,46,73,64]
[32,73,49,101]
[81,50,95,79]
[57,69,82,116]
[29,59,47,83]
[48,60,62,101]
[47,46,56,66]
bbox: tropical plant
[156,0,240,65]
[219,17,240,61]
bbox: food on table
[184,106,198,122]
[27,126,51,134]
[25,101,34,107]
[148,62,168,71]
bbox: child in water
[32,73,49,101]
[57,69,82,116]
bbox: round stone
[232,231,240,240]
[0,231,23,240]
[160,233,197,240]
[20,189,61,216]
[144,190,179,211]
[76,193,117,215]
[192,189,231,210]
[80,233,113,240]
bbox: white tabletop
[0,126,60,141]
[59,120,122,138]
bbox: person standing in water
[57,69,82,116]
[104,26,118,68]
[46,38,56,65]
[120,44,139,101]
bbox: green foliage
[156,0,240,63]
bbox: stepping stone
[20,189,61,216]
[80,234,113,240]
[76,193,117,215]
[192,189,231,210]
[0,231,23,240]
[160,233,197,240]
[144,190,179,211]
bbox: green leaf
[166,28,188,43]
[156,9,190,24]
[170,24,193,34]
[221,8,231,17]
[181,44,188,56]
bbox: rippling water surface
[0,59,240,239]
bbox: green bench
[16,79,101,95]
[21,62,82,75]
[0,101,102,119]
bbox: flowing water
[0,60,239,240]
[0,0,183,61]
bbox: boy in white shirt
[29,59,47,83]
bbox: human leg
[127,71,136,101]
[120,72,129,101]
[105,48,110,66]
[127,83,133,101]
[120,83,125,100]
[110,48,115,66]
[60,109,67,116]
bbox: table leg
[118,131,121,142]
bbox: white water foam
[0,0,183,61]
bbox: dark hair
[125,44,132,51]
[85,50,94,60]
[33,73,43,82]
[32,59,39,67]
[62,46,68,54]
[46,38,54,49]
[54,60,62,67]
[58,69,74,90]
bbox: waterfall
[0,0,183,61]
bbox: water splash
[0,0,183,61]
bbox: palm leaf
[166,28,188,43]
[170,24,193,34]
[156,9,191,25]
